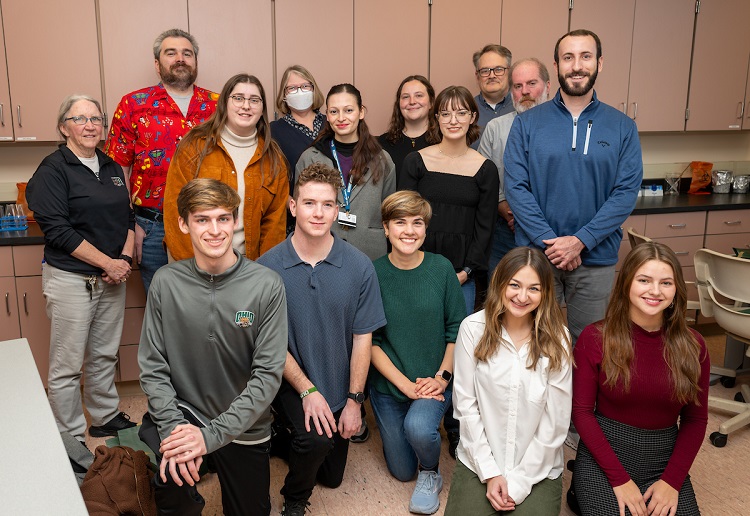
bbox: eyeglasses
[477,66,508,77]
[437,110,473,123]
[64,115,104,125]
[229,95,263,107]
[285,83,313,95]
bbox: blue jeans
[461,277,475,316]
[369,387,452,482]
[136,215,168,293]
[488,219,516,275]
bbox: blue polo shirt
[257,233,386,412]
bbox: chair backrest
[627,227,652,250]
[694,248,750,304]
[704,283,750,340]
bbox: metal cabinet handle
[737,102,744,119]
[17,105,21,127]
[0,103,4,127]
[674,251,689,256]
[5,292,9,315]
[668,223,686,228]
[632,102,638,120]
[23,292,28,315]
[724,220,742,225]
[620,102,626,114]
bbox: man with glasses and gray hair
[104,28,218,293]
[472,44,514,140]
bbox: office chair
[695,248,750,447]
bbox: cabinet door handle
[620,102,626,114]
[632,102,638,120]
[737,102,744,119]
[668,223,686,228]
[16,105,22,128]
[723,220,742,225]
[23,292,28,315]
[674,251,689,256]
[5,292,9,315]
[0,103,4,127]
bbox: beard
[159,61,197,90]
[514,89,549,113]
[558,66,598,97]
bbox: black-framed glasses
[477,66,508,77]
[229,95,263,107]
[285,83,313,95]
[64,115,104,125]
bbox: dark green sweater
[371,252,466,402]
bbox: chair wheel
[710,431,728,447]
[734,392,745,403]
[720,376,737,388]
[567,459,576,472]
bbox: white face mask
[285,90,314,111]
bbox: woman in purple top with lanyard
[296,83,396,261]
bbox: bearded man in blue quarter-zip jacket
[504,29,642,345]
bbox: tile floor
[85,326,750,515]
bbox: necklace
[438,144,468,159]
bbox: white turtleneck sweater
[220,126,258,255]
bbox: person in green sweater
[370,190,466,515]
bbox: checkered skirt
[573,413,700,515]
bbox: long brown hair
[384,75,439,145]
[314,83,386,186]
[177,73,286,179]
[429,86,481,146]
[601,242,703,404]
[475,247,571,371]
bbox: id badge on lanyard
[330,141,357,228]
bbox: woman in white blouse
[445,246,572,515]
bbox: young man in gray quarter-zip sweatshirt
[138,178,288,516]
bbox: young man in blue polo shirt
[258,162,386,516]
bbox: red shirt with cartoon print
[104,83,218,211]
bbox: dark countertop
[2,193,749,246]
[0,222,45,246]
[633,193,750,215]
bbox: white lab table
[0,338,88,514]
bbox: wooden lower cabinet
[16,275,50,387]
[0,277,21,341]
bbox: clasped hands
[158,423,207,487]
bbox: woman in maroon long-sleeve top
[571,242,709,516]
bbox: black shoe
[350,420,370,443]
[566,485,582,515]
[89,412,136,437]
[447,431,460,459]
[281,498,310,516]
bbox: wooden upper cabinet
[0,8,13,141]
[430,0,502,95]
[500,0,569,99]
[188,0,274,98]
[2,0,102,141]
[354,0,429,135]
[274,0,354,116]
[627,0,693,132]
[569,0,635,113]
[99,0,189,118]
[744,53,750,130]
[687,0,750,131]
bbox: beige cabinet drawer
[12,245,44,276]
[651,235,704,268]
[645,212,706,238]
[704,232,750,255]
[120,307,145,346]
[0,247,13,276]
[621,214,646,241]
[705,209,750,235]
[117,344,140,383]
[124,270,147,308]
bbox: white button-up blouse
[453,310,573,505]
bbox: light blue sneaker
[409,470,443,514]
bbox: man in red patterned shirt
[104,28,218,292]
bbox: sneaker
[89,412,136,437]
[409,470,443,514]
[350,420,370,443]
[281,498,310,516]
[447,431,460,459]
[564,429,580,451]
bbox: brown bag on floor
[80,445,157,516]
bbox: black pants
[139,413,271,516]
[272,380,350,502]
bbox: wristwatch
[347,392,365,404]
[435,370,453,383]
[119,254,133,265]
[461,266,473,278]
